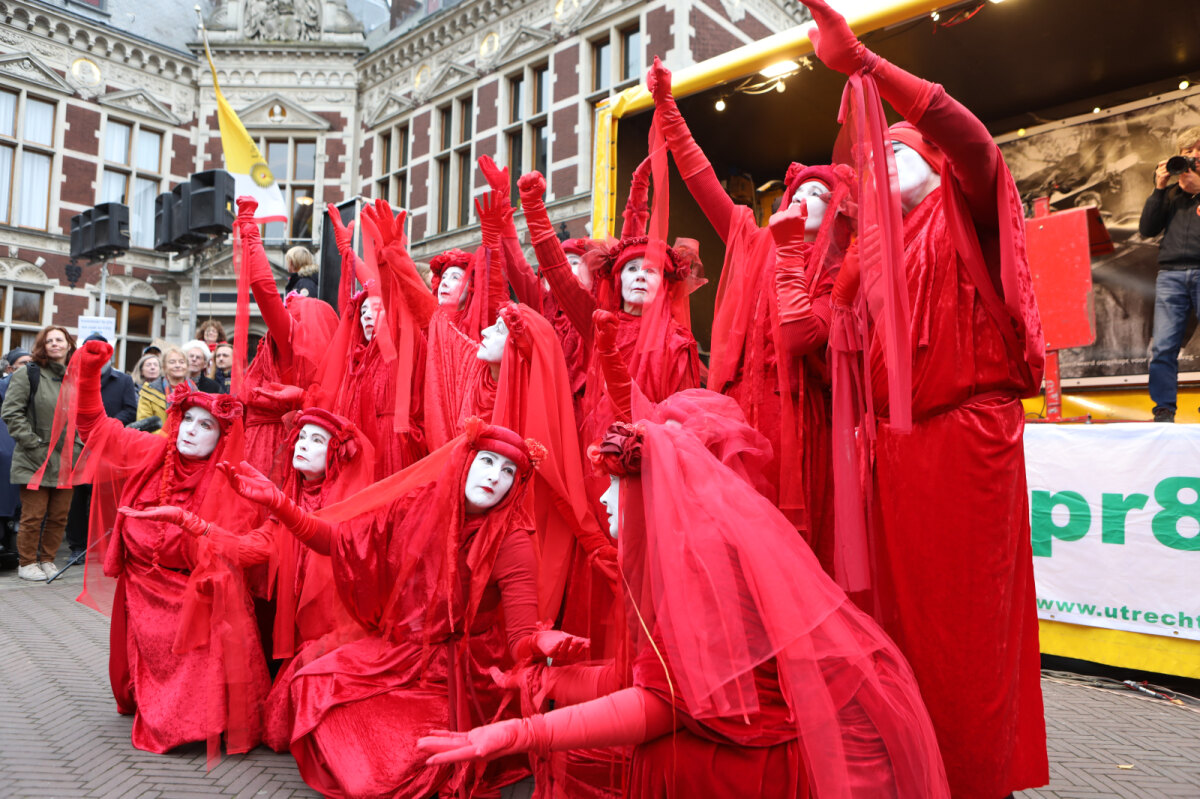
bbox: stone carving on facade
[245,0,322,42]
[100,88,185,126]
[0,51,74,94]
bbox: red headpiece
[428,248,472,294]
[781,163,839,207]
[562,237,602,257]
[464,416,543,477]
[166,386,244,430]
[888,121,946,174]
[588,422,644,477]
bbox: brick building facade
[0,0,800,370]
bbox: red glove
[801,0,869,76]
[831,240,861,309]
[250,382,305,412]
[646,57,709,180]
[76,339,113,375]
[593,310,633,422]
[419,687,672,764]
[74,340,112,439]
[517,630,591,664]
[120,505,211,537]
[326,203,355,257]
[517,171,557,245]
[361,198,406,248]
[770,205,812,325]
[219,460,332,550]
[593,309,619,352]
[769,202,808,259]
[236,196,260,239]
[479,155,514,219]
[475,191,504,250]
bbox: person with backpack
[0,326,81,581]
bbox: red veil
[595,420,948,798]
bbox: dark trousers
[17,486,73,566]
[65,483,93,552]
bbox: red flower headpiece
[463,416,544,475]
[562,237,604,257]
[598,236,701,286]
[588,422,644,477]
[167,385,243,429]
[294,407,362,464]
[498,302,532,360]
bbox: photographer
[1140,126,1200,422]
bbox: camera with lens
[1166,155,1199,175]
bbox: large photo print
[999,92,1200,380]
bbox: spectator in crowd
[0,326,81,581]
[1140,125,1200,422]
[284,246,319,299]
[0,349,31,570]
[181,339,221,393]
[132,352,162,395]
[63,333,138,562]
[136,346,196,431]
[212,342,233,394]
[196,319,227,352]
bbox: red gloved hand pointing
[800,0,869,76]
[646,56,673,105]
[326,203,355,257]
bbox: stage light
[1181,80,1191,90]
[1017,128,1027,136]
[1092,107,1101,114]
[715,98,726,112]
[931,11,940,21]
[760,60,798,79]
[775,80,786,93]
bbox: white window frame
[98,116,164,249]
[0,87,58,231]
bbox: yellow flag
[201,36,287,222]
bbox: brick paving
[3,554,1199,798]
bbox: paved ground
[3,553,1199,798]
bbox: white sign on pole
[76,315,117,343]
[1025,423,1200,641]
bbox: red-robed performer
[123,408,376,753]
[801,2,1048,796]
[647,58,855,577]
[517,169,702,446]
[219,420,587,799]
[68,340,270,757]
[419,416,949,799]
[233,198,339,477]
[477,155,605,405]
[318,199,435,479]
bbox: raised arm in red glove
[74,339,114,440]
[481,156,543,311]
[237,197,296,376]
[420,686,676,764]
[592,309,633,422]
[518,171,597,346]
[326,202,359,318]
[219,460,333,554]
[770,203,832,359]
[647,57,736,240]
[801,0,998,221]
[119,505,271,567]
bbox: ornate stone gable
[236,92,333,131]
[206,0,364,45]
[366,91,416,128]
[0,50,73,94]
[99,88,184,126]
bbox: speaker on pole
[187,170,235,235]
[169,182,207,250]
[91,202,130,257]
[154,192,186,253]
[69,209,94,260]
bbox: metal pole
[190,251,200,338]
[97,259,109,314]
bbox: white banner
[1025,423,1200,641]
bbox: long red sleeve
[596,341,633,422]
[502,222,544,312]
[543,662,623,707]
[243,225,295,372]
[656,98,737,241]
[75,361,108,442]
[493,529,540,656]
[287,510,335,555]
[522,686,676,754]
[871,59,999,228]
[537,239,596,349]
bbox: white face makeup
[463,450,518,513]
[476,317,509,365]
[176,406,220,459]
[292,423,331,481]
[789,180,831,238]
[891,141,941,214]
[567,253,592,291]
[438,266,466,307]
[619,257,663,310]
[598,475,620,539]
[360,296,383,342]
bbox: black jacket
[285,272,320,299]
[100,366,138,425]
[195,374,222,394]
[1139,185,1200,269]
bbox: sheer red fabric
[287,421,540,798]
[606,420,949,798]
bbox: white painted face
[360,296,383,342]
[619,257,663,309]
[292,423,331,481]
[567,253,592,291]
[438,266,466,306]
[476,316,509,365]
[176,406,220,459]
[789,180,830,237]
[891,141,940,214]
[464,450,518,513]
[598,475,620,539]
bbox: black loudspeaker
[169,182,206,249]
[69,210,94,260]
[318,199,358,309]
[154,192,185,253]
[91,202,130,257]
[187,170,235,235]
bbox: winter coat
[0,361,82,487]
[101,366,138,425]
[136,376,198,434]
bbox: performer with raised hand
[234,197,339,477]
[800,1,1048,796]
[68,339,269,759]
[219,420,585,799]
[318,199,435,477]
[120,407,375,753]
[419,414,949,799]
